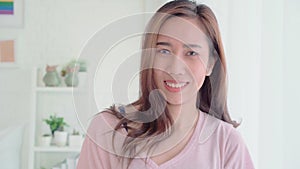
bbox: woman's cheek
[153,69,163,86]
[153,57,168,72]
[189,64,207,89]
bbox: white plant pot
[54,131,68,147]
[39,136,52,146]
[68,135,83,147]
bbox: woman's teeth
[165,81,188,88]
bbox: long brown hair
[105,0,239,167]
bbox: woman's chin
[164,96,188,106]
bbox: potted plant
[39,133,52,146]
[43,114,69,146]
[68,129,83,147]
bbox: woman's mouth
[163,80,189,92]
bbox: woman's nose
[166,54,185,76]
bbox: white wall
[225,1,261,168]
[283,0,300,168]
[0,0,144,124]
[222,0,300,168]
[259,0,284,168]
[199,0,299,169]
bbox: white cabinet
[29,68,91,169]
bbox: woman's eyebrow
[156,42,171,47]
[184,44,202,49]
[156,42,201,49]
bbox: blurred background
[0,0,299,169]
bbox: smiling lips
[164,80,189,92]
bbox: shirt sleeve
[224,130,255,169]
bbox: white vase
[39,135,52,146]
[54,131,68,146]
[68,135,83,147]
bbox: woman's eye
[158,49,171,55]
[187,51,199,56]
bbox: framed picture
[0,38,18,67]
[0,0,23,28]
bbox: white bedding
[0,124,24,169]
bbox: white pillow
[0,125,24,169]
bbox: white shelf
[29,67,90,169]
[35,87,86,92]
[34,146,81,153]
[36,87,74,92]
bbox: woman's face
[153,17,213,105]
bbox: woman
[77,0,254,168]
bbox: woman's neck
[166,100,199,131]
[149,99,200,160]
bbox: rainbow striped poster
[0,0,14,15]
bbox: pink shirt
[77,110,255,169]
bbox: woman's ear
[206,51,217,76]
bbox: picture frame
[0,0,24,28]
[0,38,18,68]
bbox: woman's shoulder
[201,114,255,168]
[199,112,242,144]
[83,106,130,157]
[86,112,117,138]
[87,104,138,135]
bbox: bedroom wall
[282,0,300,168]
[259,0,284,168]
[0,0,148,128]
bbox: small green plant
[43,114,69,136]
[71,129,80,135]
[42,133,51,137]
